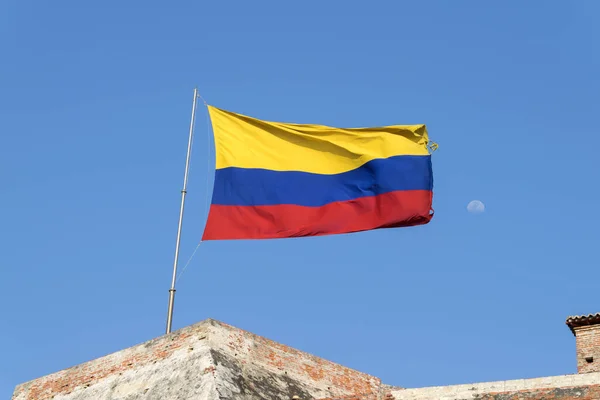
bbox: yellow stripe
[208,105,430,175]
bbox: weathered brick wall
[13,318,600,400]
[390,373,600,400]
[575,326,600,373]
[463,385,600,399]
[318,395,380,400]
[12,323,217,400]
[12,319,383,400]
[324,385,600,400]
[319,394,393,400]
[205,319,382,398]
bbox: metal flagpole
[166,87,199,334]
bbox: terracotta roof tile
[566,313,600,335]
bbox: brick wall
[12,319,384,400]
[464,385,600,399]
[13,315,600,400]
[204,319,383,399]
[390,373,600,400]
[320,384,600,400]
[318,395,380,400]
[393,385,600,400]
[12,323,216,400]
[574,326,600,373]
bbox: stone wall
[12,319,383,400]
[390,372,600,400]
[12,318,600,400]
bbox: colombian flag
[202,106,434,240]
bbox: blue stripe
[211,155,432,207]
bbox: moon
[467,200,485,214]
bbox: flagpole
[166,87,199,334]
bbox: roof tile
[565,313,600,335]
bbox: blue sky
[1,1,599,397]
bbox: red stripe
[202,190,433,240]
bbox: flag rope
[175,97,213,284]
[176,241,202,282]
